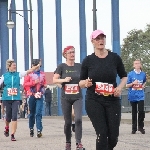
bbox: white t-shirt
[0,71,27,85]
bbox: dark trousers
[86,96,121,150]
[61,98,82,144]
[3,100,19,122]
[130,100,145,131]
[45,101,51,116]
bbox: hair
[6,59,15,71]
[133,59,142,70]
[62,46,74,58]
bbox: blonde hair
[6,59,15,71]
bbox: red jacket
[23,71,46,96]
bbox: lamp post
[92,0,97,31]
[6,0,33,63]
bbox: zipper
[12,75,13,100]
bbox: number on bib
[7,88,17,96]
[65,84,79,94]
[95,82,114,96]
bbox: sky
[7,0,150,72]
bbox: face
[133,60,141,69]
[92,34,106,50]
[9,62,16,72]
[64,48,75,60]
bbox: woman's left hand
[114,86,122,97]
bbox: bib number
[7,88,17,96]
[132,84,143,90]
[65,84,79,94]
[95,82,114,96]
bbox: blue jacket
[2,72,21,100]
[127,70,146,102]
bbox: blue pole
[37,0,44,71]
[37,0,45,116]
[111,0,120,85]
[55,0,62,116]
[111,0,120,56]
[23,0,29,70]
[0,6,2,76]
[0,0,9,75]
[79,0,87,115]
[11,0,17,64]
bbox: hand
[114,86,122,97]
[85,78,93,88]
[38,59,42,67]
[64,77,72,82]
[35,79,40,84]
[132,79,139,85]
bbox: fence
[49,87,150,116]
[121,86,150,113]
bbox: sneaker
[37,130,42,138]
[30,129,34,137]
[4,128,9,137]
[138,128,145,134]
[11,134,16,141]
[72,124,75,132]
[76,143,84,150]
[131,130,136,134]
[65,143,71,150]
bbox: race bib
[7,88,17,96]
[65,84,79,94]
[95,82,114,96]
[132,84,143,90]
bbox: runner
[0,59,41,141]
[79,30,127,150]
[53,46,85,150]
[126,59,146,134]
[23,59,46,138]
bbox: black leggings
[86,96,121,150]
[3,100,19,122]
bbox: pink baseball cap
[90,30,106,40]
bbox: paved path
[0,113,150,150]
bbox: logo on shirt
[65,70,77,73]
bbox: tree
[121,24,150,84]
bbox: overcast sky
[7,0,150,72]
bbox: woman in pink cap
[53,46,84,150]
[79,30,127,150]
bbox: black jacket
[45,88,52,102]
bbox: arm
[0,76,4,86]
[79,58,88,88]
[79,57,92,88]
[53,65,71,84]
[142,73,147,88]
[116,55,127,89]
[118,77,127,89]
[53,74,67,84]
[23,75,37,87]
